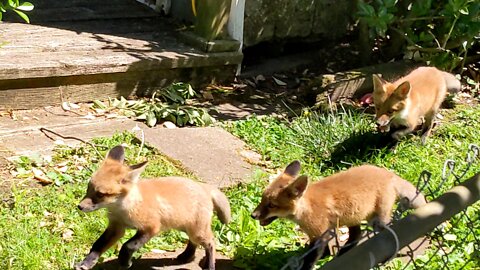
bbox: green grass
[0,104,479,270]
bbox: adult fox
[75,145,231,270]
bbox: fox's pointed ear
[125,161,148,183]
[372,74,387,93]
[284,160,301,177]
[286,175,308,199]
[107,145,125,163]
[394,81,411,98]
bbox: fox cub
[75,145,231,270]
[372,66,461,144]
[252,161,427,270]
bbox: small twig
[442,17,459,49]
[427,30,442,49]
[39,127,103,158]
[43,106,86,117]
[396,16,445,23]
[390,27,416,46]
[406,46,446,53]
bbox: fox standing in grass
[372,66,461,144]
[251,161,427,270]
[75,145,231,270]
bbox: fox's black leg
[301,238,326,270]
[391,126,415,141]
[420,112,436,145]
[75,223,125,270]
[176,240,197,263]
[337,225,362,256]
[118,230,154,269]
[202,241,215,270]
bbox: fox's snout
[251,204,278,226]
[77,197,98,213]
[375,115,391,132]
[251,209,261,220]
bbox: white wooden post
[227,0,245,75]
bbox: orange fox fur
[252,161,426,270]
[75,145,231,270]
[372,66,461,144]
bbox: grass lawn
[0,104,479,269]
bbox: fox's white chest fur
[392,98,411,127]
[109,186,143,228]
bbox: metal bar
[320,173,480,270]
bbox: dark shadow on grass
[232,248,303,270]
[327,130,397,167]
[230,245,335,270]
[93,256,235,270]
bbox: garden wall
[243,0,355,47]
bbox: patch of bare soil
[0,150,15,206]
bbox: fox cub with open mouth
[75,145,231,270]
[372,66,460,144]
[251,161,426,270]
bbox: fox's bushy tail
[210,188,231,224]
[441,71,461,94]
[393,177,427,209]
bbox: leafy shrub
[0,0,34,22]
[356,0,480,72]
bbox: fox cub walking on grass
[75,145,231,270]
[251,161,427,270]
[372,66,461,144]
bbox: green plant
[93,83,215,127]
[0,0,34,22]
[356,0,480,72]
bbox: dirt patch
[0,148,15,205]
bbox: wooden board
[3,1,157,23]
[0,65,237,110]
[0,0,242,109]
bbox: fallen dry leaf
[272,76,287,86]
[163,121,177,129]
[61,102,71,111]
[32,168,53,185]
[62,229,74,241]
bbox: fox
[372,66,461,144]
[251,161,427,270]
[75,145,231,270]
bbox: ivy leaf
[13,9,29,23]
[16,2,34,11]
[459,7,469,15]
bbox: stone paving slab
[143,127,255,188]
[0,107,258,188]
